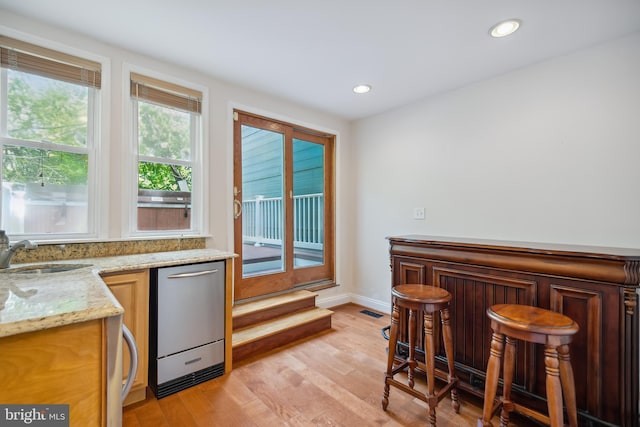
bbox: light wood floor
[124,303,536,426]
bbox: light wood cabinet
[102,269,149,406]
[0,319,109,427]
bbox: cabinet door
[395,258,427,285]
[0,320,107,426]
[546,280,615,422]
[102,270,149,406]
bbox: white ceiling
[1,1,640,120]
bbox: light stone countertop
[0,249,236,338]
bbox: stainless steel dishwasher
[149,261,225,398]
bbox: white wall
[0,11,356,306]
[4,11,639,312]
[351,33,640,310]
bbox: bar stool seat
[478,304,579,427]
[382,284,459,426]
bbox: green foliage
[138,162,191,191]
[2,72,89,185]
[136,101,192,191]
[3,72,192,191]
[2,146,87,185]
[7,71,87,146]
[138,102,190,160]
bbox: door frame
[233,110,335,301]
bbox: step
[232,307,333,364]
[232,290,318,330]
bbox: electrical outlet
[413,207,425,220]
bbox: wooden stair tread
[232,290,317,319]
[233,307,333,347]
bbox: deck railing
[242,193,323,249]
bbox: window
[0,36,101,238]
[130,73,202,233]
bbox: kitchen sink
[0,263,92,274]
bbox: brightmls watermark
[0,405,69,426]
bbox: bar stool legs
[479,332,504,427]
[558,344,578,427]
[440,307,460,413]
[478,304,579,427]
[408,308,418,388]
[499,336,517,426]
[545,345,564,426]
[424,310,437,425]
[382,284,459,426]
[382,303,400,411]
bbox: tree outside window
[1,70,92,235]
[130,73,201,233]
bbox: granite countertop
[0,249,236,338]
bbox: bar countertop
[388,235,640,259]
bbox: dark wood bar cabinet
[388,235,640,426]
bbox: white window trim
[122,63,208,238]
[0,30,110,243]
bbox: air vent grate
[360,309,383,318]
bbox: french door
[233,111,334,301]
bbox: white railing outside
[242,193,323,250]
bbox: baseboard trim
[350,294,390,314]
[316,292,390,314]
[316,293,351,308]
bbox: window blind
[0,35,101,89]
[130,72,202,114]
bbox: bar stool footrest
[391,361,409,376]
[416,361,456,383]
[434,378,458,403]
[386,376,459,410]
[512,402,551,426]
[386,378,429,403]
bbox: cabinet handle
[122,324,138,401]
[167,269,218,279]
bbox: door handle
[233,199,242,219]
[167,269,218,279]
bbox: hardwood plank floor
[124,303,538,426]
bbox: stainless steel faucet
[0,230,38,269]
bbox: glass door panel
[293,138,324,268]
[241,124,285,277]
[233,110,334,301]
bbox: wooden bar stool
[478,304,579,427]
[382,284,459,426]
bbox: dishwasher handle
[166,269,218,279]
[122,324,138,401]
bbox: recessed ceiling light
[353,84,371,94]
[489,19,521,38]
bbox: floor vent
[360,309,383,318]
